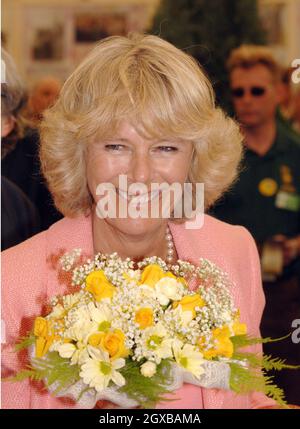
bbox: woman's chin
[105,216,165,237]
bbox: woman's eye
[105,144,125,151]
[156,146,178,152]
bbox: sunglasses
[231,87,266,98]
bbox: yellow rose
[135,308,154,329]
[88,332,104,347]
[173,294,205,318]
[85,270,116,301]
[140,264,175,288]
[89,330,129,360]
[200,326,233,360]
[33,317,54,358]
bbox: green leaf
[262,355,300,372]
[119,359,176,408]
[3,368,40,383]
[231,333,291,351]
[229,333,299,407]
[14,333,35,352]
[229,362,288,408]
[30,352,81,394]
[4,351,83,397]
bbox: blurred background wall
[1,0,160,85]
[2,0,299,95]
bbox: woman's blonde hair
[40,33,243,217]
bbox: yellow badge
[258,178,278,197]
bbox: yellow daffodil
[34,317,49,337]
[85,270,116,302]
[173,294,205,318]
[33,317,55,358]
[135,307,154,329]
[200,326,234,360]
[177,277,188,288]
[140,264,175,288]
[232,312,247,336]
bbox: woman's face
[86,122,194,236]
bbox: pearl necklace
[165,225,175,267]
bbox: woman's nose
[130,152,152,184]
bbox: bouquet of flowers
[9,250,296,408]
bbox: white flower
[57,343,77,358]
[141,323,173,362]
[138,285,156,300]
[80,346,125,392]
[62,292,82,308]
[61,321,94,365]
[49,304,65,319]
[125,269,141,282]
[88,302,112,331]
[140,361,157,377]
[173,339,204,380]
[172,305,193,327]
[155,277,183,306]
[220,310,233,324]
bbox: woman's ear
[1,115,15,138]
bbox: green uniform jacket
[212,121,300,278]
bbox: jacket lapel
[169,217,226,408]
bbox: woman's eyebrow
[105,137,130,143]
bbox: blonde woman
[2,34,276,409]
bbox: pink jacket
[1,214,276,409]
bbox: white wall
[259,0,300,65]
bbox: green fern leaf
[14,333,35,352]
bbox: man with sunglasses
[212,45,300,405]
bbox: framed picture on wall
[23,6,72,83]
[22,3,154,84]
[71,4,152,67]
[259,0,290,64]
[74,12,127,43]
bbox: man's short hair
[227,45,281,82]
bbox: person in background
[292,88,300,133]
[211,45,300,405]
[25,76,62,125]
[1,176,40,250]
[1,49,62,233]
[279,67,294,122]
[277,66,300,140]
